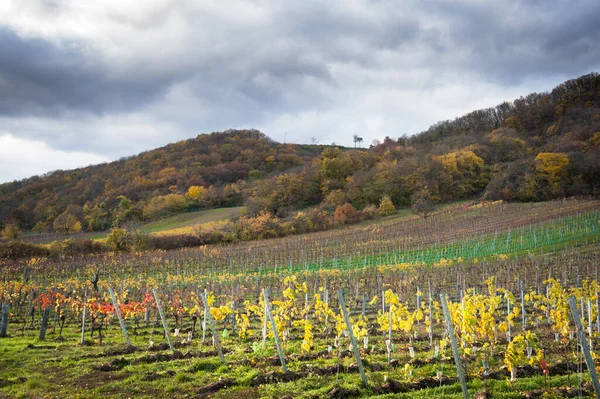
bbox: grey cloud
[3,1,600,122]
[434,1,600,84]
[0,27,180,116]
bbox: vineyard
[1,199,600,398]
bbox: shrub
[0,241,50,260]
[361,204,377,219]
[148,234,203,251]
[333,203,359,225]
[377,195,396,216]
[106,228,131,252]
[1,223,21,240]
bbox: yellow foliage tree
[186,185,206,201]
[377,195,396,216]
[535,152,569,186]
[69,220,83,234]
[1,223,21,240]
[431,149,486,199]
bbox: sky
[1,0,599,183]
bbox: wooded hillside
[1,73,599,234]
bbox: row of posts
[1,287,599,398]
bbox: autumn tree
[320,189,349,210]
[429,149,488,201]
[83,202,111,231]
[319,147,358,181]
[535,152,569,186]
[106,228,130,252]
[112,196,142,227]
[411,190,435,221]
[186,185,207,201]
[1,223,21,240]
[377,195,396,216]
[333,203,359,225]
[53,205,83,233]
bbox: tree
[353,134,363,148]
[535,152,569,186]
[53,205,84,233]
[333,203,359,225]
[143,194,188,218]
[429,150,487,200]
[320,190,349,210]
[70,221,83,233]
[186,185,207,201]
[1,223,21,240]
[118,196,132,210]
[377,195,396,216]
[106,228,130,252]
[411,190,435,221]
[84,202,112,231]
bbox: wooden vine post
[39,307,50,340]
[202,292,208,344]
[108,287,131,346]
[152,288,175,353]
[568,297,600,398]
[262,301,268,345]
[263,289,287,372]
[440,293,469,399]
[338,290,369,388]
[200,291,226,364]
[520,282,526,331]
[0,303,8,337]
[80,287,87,344]
[387,305,393,372]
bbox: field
[1,199,600,399]
[20,206,246,244]
[134,206,246,236]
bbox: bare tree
[411,190,435,222]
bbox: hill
[0,130,326,233]
[1,73,600,238]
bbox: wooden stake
[152,288,175,353]
[440,294,469,399]
[568,296,600,398]
[80,287,87,344]
[0,304,8,337]
[200,292,225,364]
[338,290,369,388]
[39,308,50,340]
[263,289,287,372]
[108,287,131,346]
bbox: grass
[1,316,596,398]
[138,206,245,235]
[26,206,247,244]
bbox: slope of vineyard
[1,199,599,398]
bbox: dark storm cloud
[0,27,178,116]
[434,1,600,84]
[284,4,422,52]
[3,1,598,122]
